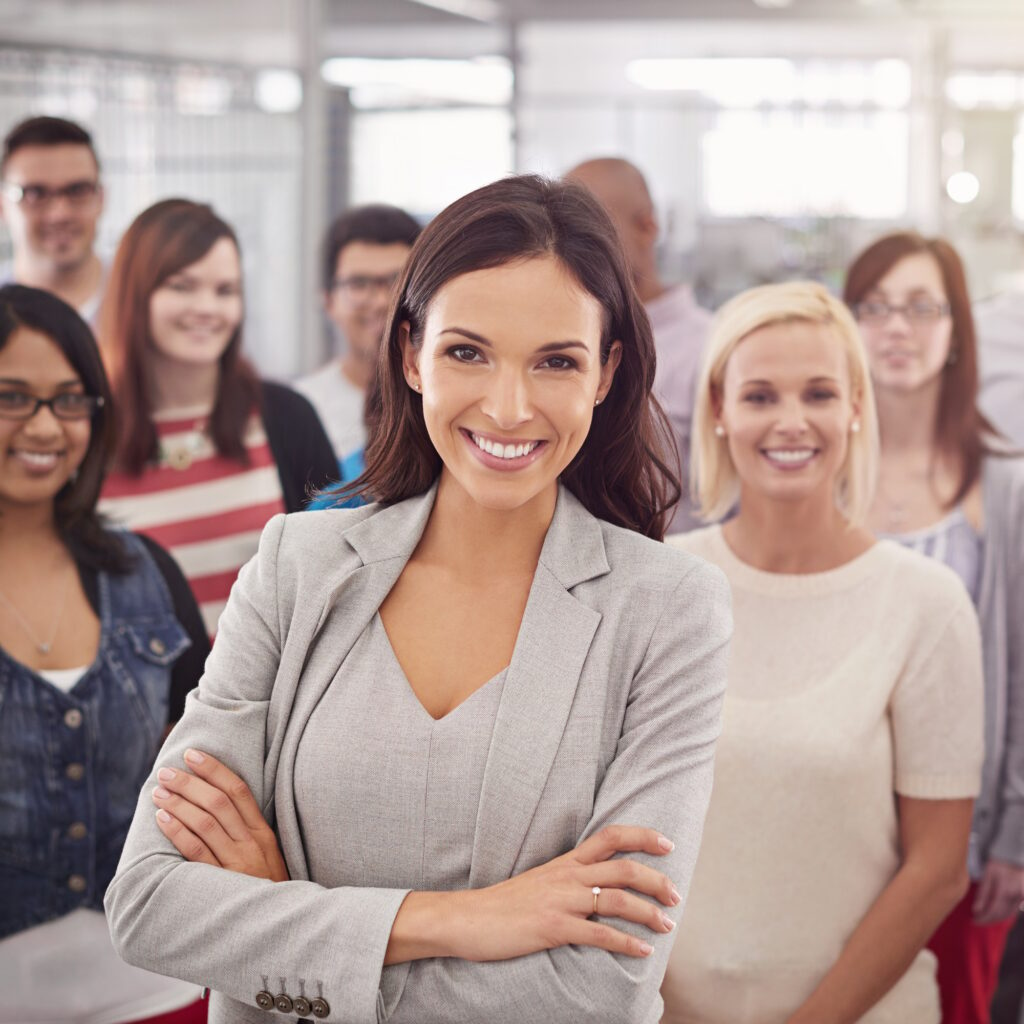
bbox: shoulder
[983,451,1024,497]
[873,540,976,623]
[261,379,319,419]
[597,519,730,609]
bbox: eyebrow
[739,376,841,386]
[439,327,590,354]
[0,377,84,388]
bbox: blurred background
[1,0,1022,377]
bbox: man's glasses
[0,180,101,209]
[0,391,105,421]
[854,300,950,325]
[331,272,401,299]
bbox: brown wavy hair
[843,231,1003,508]
[341,174,680,539]
[99,199,260,475]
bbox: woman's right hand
[409,826,680,963]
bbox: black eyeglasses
[854,300,950,325]
[0,180,101,209]
[0,391,105,421]
[331,272,401,298]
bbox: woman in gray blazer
[105,175,732,1024]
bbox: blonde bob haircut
[691,280,879,526]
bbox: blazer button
[275,993,294,1013]
[68,821,88,840]
[67,874,87,893]
[65,763,85,782]
[149,637,167,655]
[64,708,83,729]
[254,990,274,1011]
[311,997,330,1019]
[293,996,312,1016]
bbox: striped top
[100,406,286,639]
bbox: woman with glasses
[845,233,1024,1024]
[0,284,210,1023]
[97,199,337,639]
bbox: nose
[480,367,531,429]
[22,402,63,437]
[775,396,809,434]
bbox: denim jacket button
[254,990,274,1011]
[63,708,83,729]
[67,874,87,893]
[148,637,167,656]
[275,993,294,1013]
[294,996,312,1016]
[65,763,85,782]
[68,821,88,840]
[311,997,330,1019]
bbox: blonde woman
[661,281,984,1024]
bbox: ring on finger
[592,886,601,916]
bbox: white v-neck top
[293,612,506,894]
[662,526,983,1024]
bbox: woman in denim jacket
[0,285,209,1024]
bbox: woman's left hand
[151,749,289,883]
[973,859,1024,924]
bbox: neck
[339,349,373,391]
[874,381,941,458]
[417,472,555,579]
[147,354,221,413]
[0,502,61,552]
[14,251,101,310]
[724,489,862,573]
[635,266,668,305]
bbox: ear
[96,183,105,217]
[635,210,659,247]
[398,321,421,391]
[596,340,623,402]
[710,382,725,425]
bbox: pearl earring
[714,424,725,438]
[594,398,602,406]
[850,420,860,433]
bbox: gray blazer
[974,453,1024,867]
[106,484,731,1024]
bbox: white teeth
[470,433,539,460]
[764,449,815,464]
[13,450,60,468]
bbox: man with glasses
[295,203,421,480]
[0,117,106,326]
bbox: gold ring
[592,886,601,915]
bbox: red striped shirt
[99,409,286,639]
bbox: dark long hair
[0,284,131,572]
[843,231,1002,507]
[345,174,679,539]
[99,199,260,475]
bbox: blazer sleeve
[261,380,340,512]
[989,461,1024,865]
[377,560,731,1024]
[105,514,412,1024]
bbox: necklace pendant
[38,642,51,655]
[167,447,193,471]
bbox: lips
[462,429,548,471]
[760,447,819,470]
[9,448,64,474]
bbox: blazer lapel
[469,487,609,887]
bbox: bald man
[566,157,711,532]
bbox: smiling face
[0,326,91,514]
[401,254,620,515]
[856,252,953,397]
[147,237,243,370]
[717,319,859,511]
[0,144,103,275]
[326,241,412,367]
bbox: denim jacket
[0,531,190,939]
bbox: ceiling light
[947,171,980,204]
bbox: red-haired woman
[97,200,337,638]
[845,233,1024,1024]
[104,175,731,1024]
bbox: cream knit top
[662,527,984,1024]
